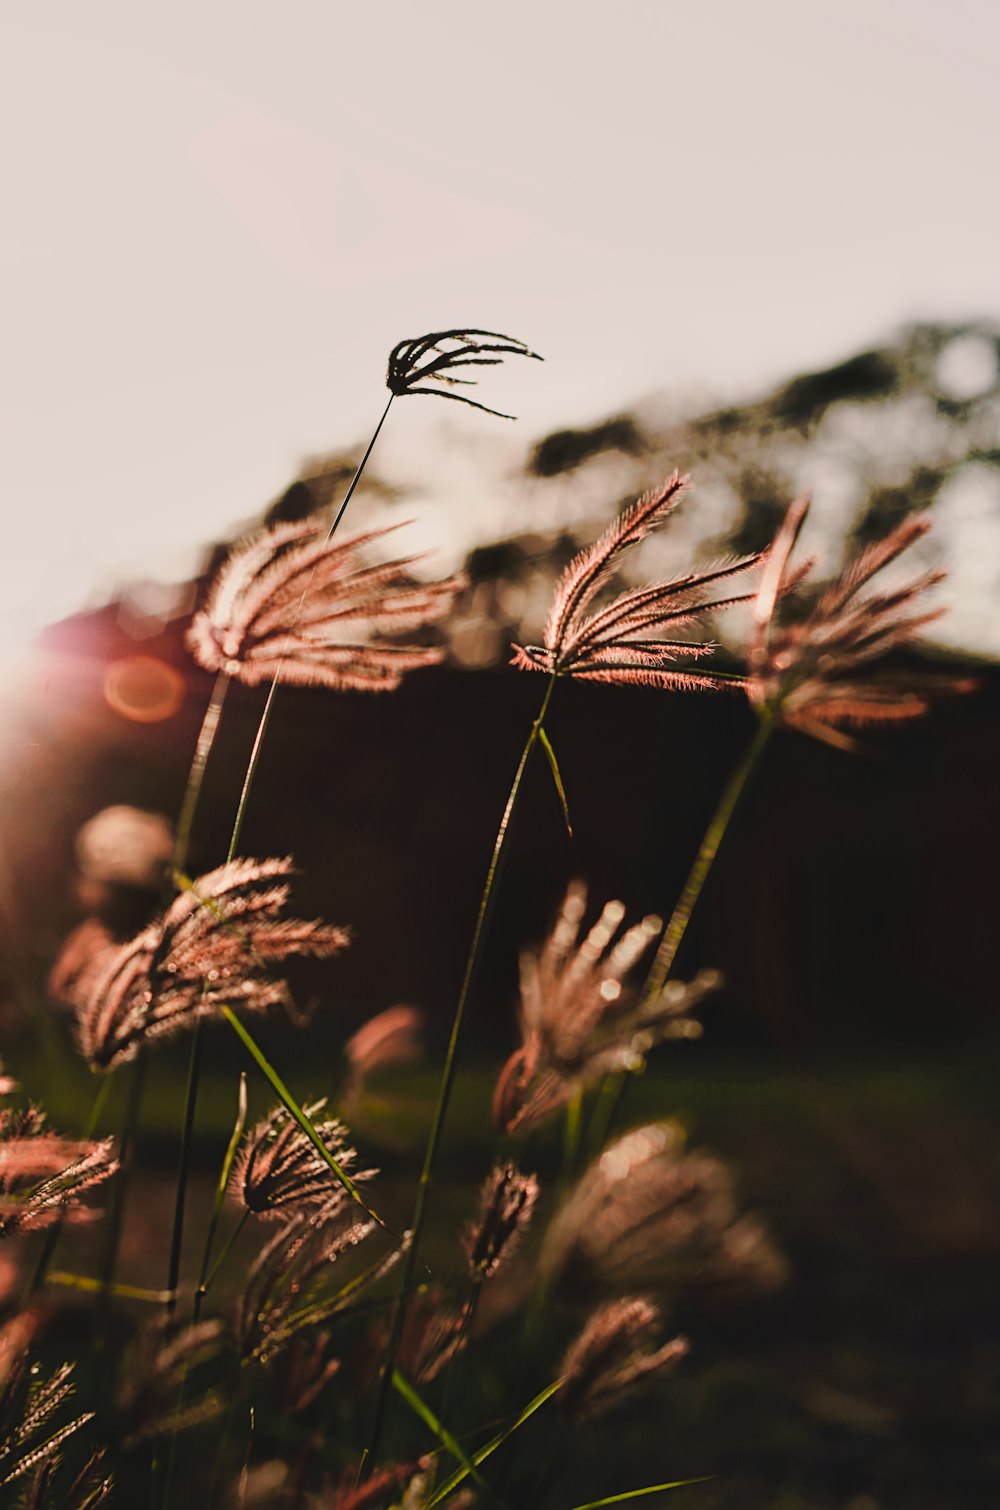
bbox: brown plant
[187,520,464,691]
[462,1163,538,1281]
[541,1124,787,1299]
[386,327,541,418]
[0,1105,117,1238]
[559,1297,688,1420]
[71,857,350,1071]
[749,497,975,748]
[231,1102,369,1221]
[512,473,763,688]
[494,883,719,1136]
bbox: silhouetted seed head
[72,857,350,1071]
[231,1102,367,1220]
[512,473,764,688]
[117,1320,224,1446]
[0,1316,94,1490]
[187,520,465,691]
[395,1286,470,1385]
[386,328,541,418]
[237,1201,399,1364]
[560,1298,688,1420]
[463,1163,539,1281]
[344,1005,423,1085]
[0,1105,118,1238]
[750,498,975,749]
[493,883,719,1136]
[540,1124,786,1298]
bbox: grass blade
[221,1007,388,1230]
[391,1369,487,1494]
[566,1481,711,1508]
[426,1377,563,1507]
[539,725,573,836]
[195,1073,248,1315]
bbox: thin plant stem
[163,394,395,1318]
[594,712,774,1151]
[367,673,558,1463]
[643,711,774,1001]
[172,670,232,880]
[227,392,394,861]
[28,1072,114,1296]
[98,1051,147,1313]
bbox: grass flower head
[750,498,975,747]
[71,857,350,1070]
[512,473,764,689]
[386,327,541,418]
[187,520,464,692]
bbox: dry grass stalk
[541,1124,786,1299]
[187,520,464,691]
[386,327,541,417]
[0,1314,94,1491]
[232,1103,368,1221]
[512,473,763,688]
[70,857,349,1070]
[494,883,719,1136]
[560,1297,688,1420]
[462,1163,538,1281]
[0,1105,117,1237]
[750,498,975,747]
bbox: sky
[2,0,998,668]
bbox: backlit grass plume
[560,1298,688,1421]
[0,1105,117,1237]
[512,472,763,688]
[494,883,719,1136]
[386,327,541,418]
[187,520,465,691]
[749,498,974,748]
[71,858,350,1070]
[541,1124,786,1299]
[462,1162,538,1281]
[232,1102,367,1221]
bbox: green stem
[596,713,774,1149]
[98,1051,146,1311]
[163,394,395,1321]
[643,712,773,1002]
[367,674,558,1463]
[227,392,394,862]
[172,671,231,880]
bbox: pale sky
[2,0,998,667]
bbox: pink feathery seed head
[386,327,542,418]
[344,1005,424,1083]
[560,1297,689,1420]
[463,1162,539,1281]
[231,1102,368,1220]
[494,884,718,1136]
[73,857,350,1071]
[0,1104,118,1237]
[750,499,976,744]
[540,1122,786,1300]
[187,519,465,691]
[512,473,764,688]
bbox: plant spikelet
[386,327,541,418]
[69,858,350,1070]
[0,1106,117,1237]
[512,474,763,688]
[462,1163,538,1281]
[541,1124,787,1298]
[187,520,465,691]
[231,1102,369,1221]
[494,883,719,1135]
[750,498,975,747]
[560,1297,688,1420]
